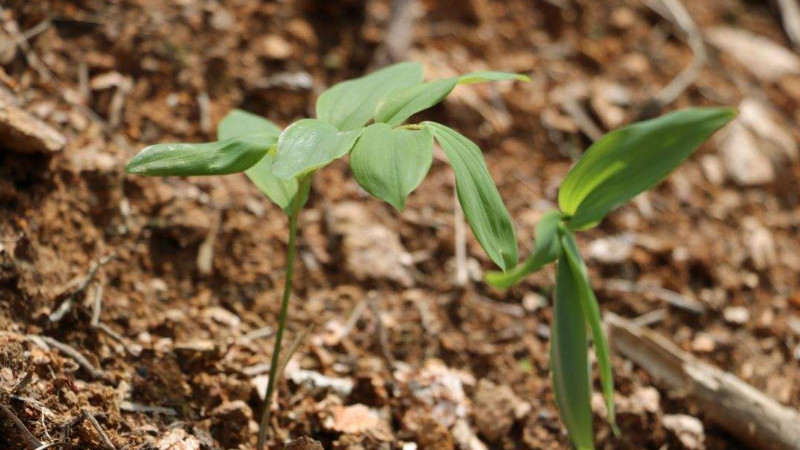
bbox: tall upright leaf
[217,109,299,212]
[560,229,617,434]
[558,107,736,230]
[349,123,433,210]
[485,210,563,289]
[423,122,517,271]
[375,72,529,127]
[125,134,274,176]
[316,62,424,131]
[272,119,363,179]
[552,258,595,450]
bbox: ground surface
[1,0,799,449]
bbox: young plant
[486,107,736,449]
[125,61,528,449]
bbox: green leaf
[559,228,618,435]
[375,71,529,127]
[552,257,595,450]
[272,119,363,179]
[316,62,424,131]
[125,134,274,176]
[349,123,433,210]
[485,210,563,289]
[216,109,301,213]
[559,107,736,230]
[424,122,517,271]
[218,109,282,139]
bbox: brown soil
[1,0,799,449]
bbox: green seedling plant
[125,61,528,449]
[486,107,736,449]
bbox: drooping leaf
[218,109,282,139]
[559,227,618,434]
[316,62,424,131]
[558,107,736,230]
[125,134,275,176]
[375,71,529,127]
[423,122,517,271]
[217,110,300,212]
[272,119,363,179]
[552,257,595,450]
[485,210,563,289]
[349,123,433,210]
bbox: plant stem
[256,177,309,450]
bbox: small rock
[0,96,66,153]
[259,35,292,59]
[586,233,635,264]
[287,368,354,397]
[284,436,324,450]
[157,429,201,450]
[522,292,547,313]
[473,379,531,442]
[716,120,774,186]
[324,403,391,438]
[663,414,705,450]
[691,333,716,353]
[211,400,253,446]
[723,306,750,325]
[452,419,488,450]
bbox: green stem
[256,177,309,450]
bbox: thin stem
[256,177,310,450]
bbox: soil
[1,0,799,449]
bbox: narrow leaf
[552,257,595,450]
[559,107,736,230]
[350,123,433,210]
[125,134,274,176]
[424,122,517,271]
[316,62,424,131]
[272,119,363,179]
[560,228,618,434]
[217,109,299,212]
[485,210,563,289]
[375,71,529,127]
[218,109,282,139]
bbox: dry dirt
[1,0,799,449]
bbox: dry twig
[50,253,116,322]
[36,336,106,380]
[607,313,800,450]
[604,278,706,314]
[1,403,43,449]
[777,0,800,48]
[82,411,116,450]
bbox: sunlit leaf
[316,62,424,131]
[375,71,530,127]
[217,109,300,212]
[218,109,282,139]
[559,107,736,230]
[424,121,517,271]
[560,228,618,435]
[272,119,363,179]
[552,257,595,450]
[485,210,563,288]
[349,123,433,210]
[125,134,274,176]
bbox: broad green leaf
[125,134,274,176]
[349,123,433,210]
[316,62,424,131]
[485,210,563,289]
[218,109,282,139]
[560,228,618,434]
[375,71,529,127]
[559,107,736,230]
[272,119,363,179]
[424,122,517,271]
[217,109,300,213]
[552,257,595,450]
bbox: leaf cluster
[486,107,736,449]
[126,62,528,271]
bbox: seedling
[486,107,736,449]
[126,62,528,448]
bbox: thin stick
[50,253,116,322]
[643,0,706,114]
[367,293,396,369]
[37,336,105,380]
[777,0,800,48]
[82,411,115,450]
[256,177,310,450]
[1,403,42,449]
